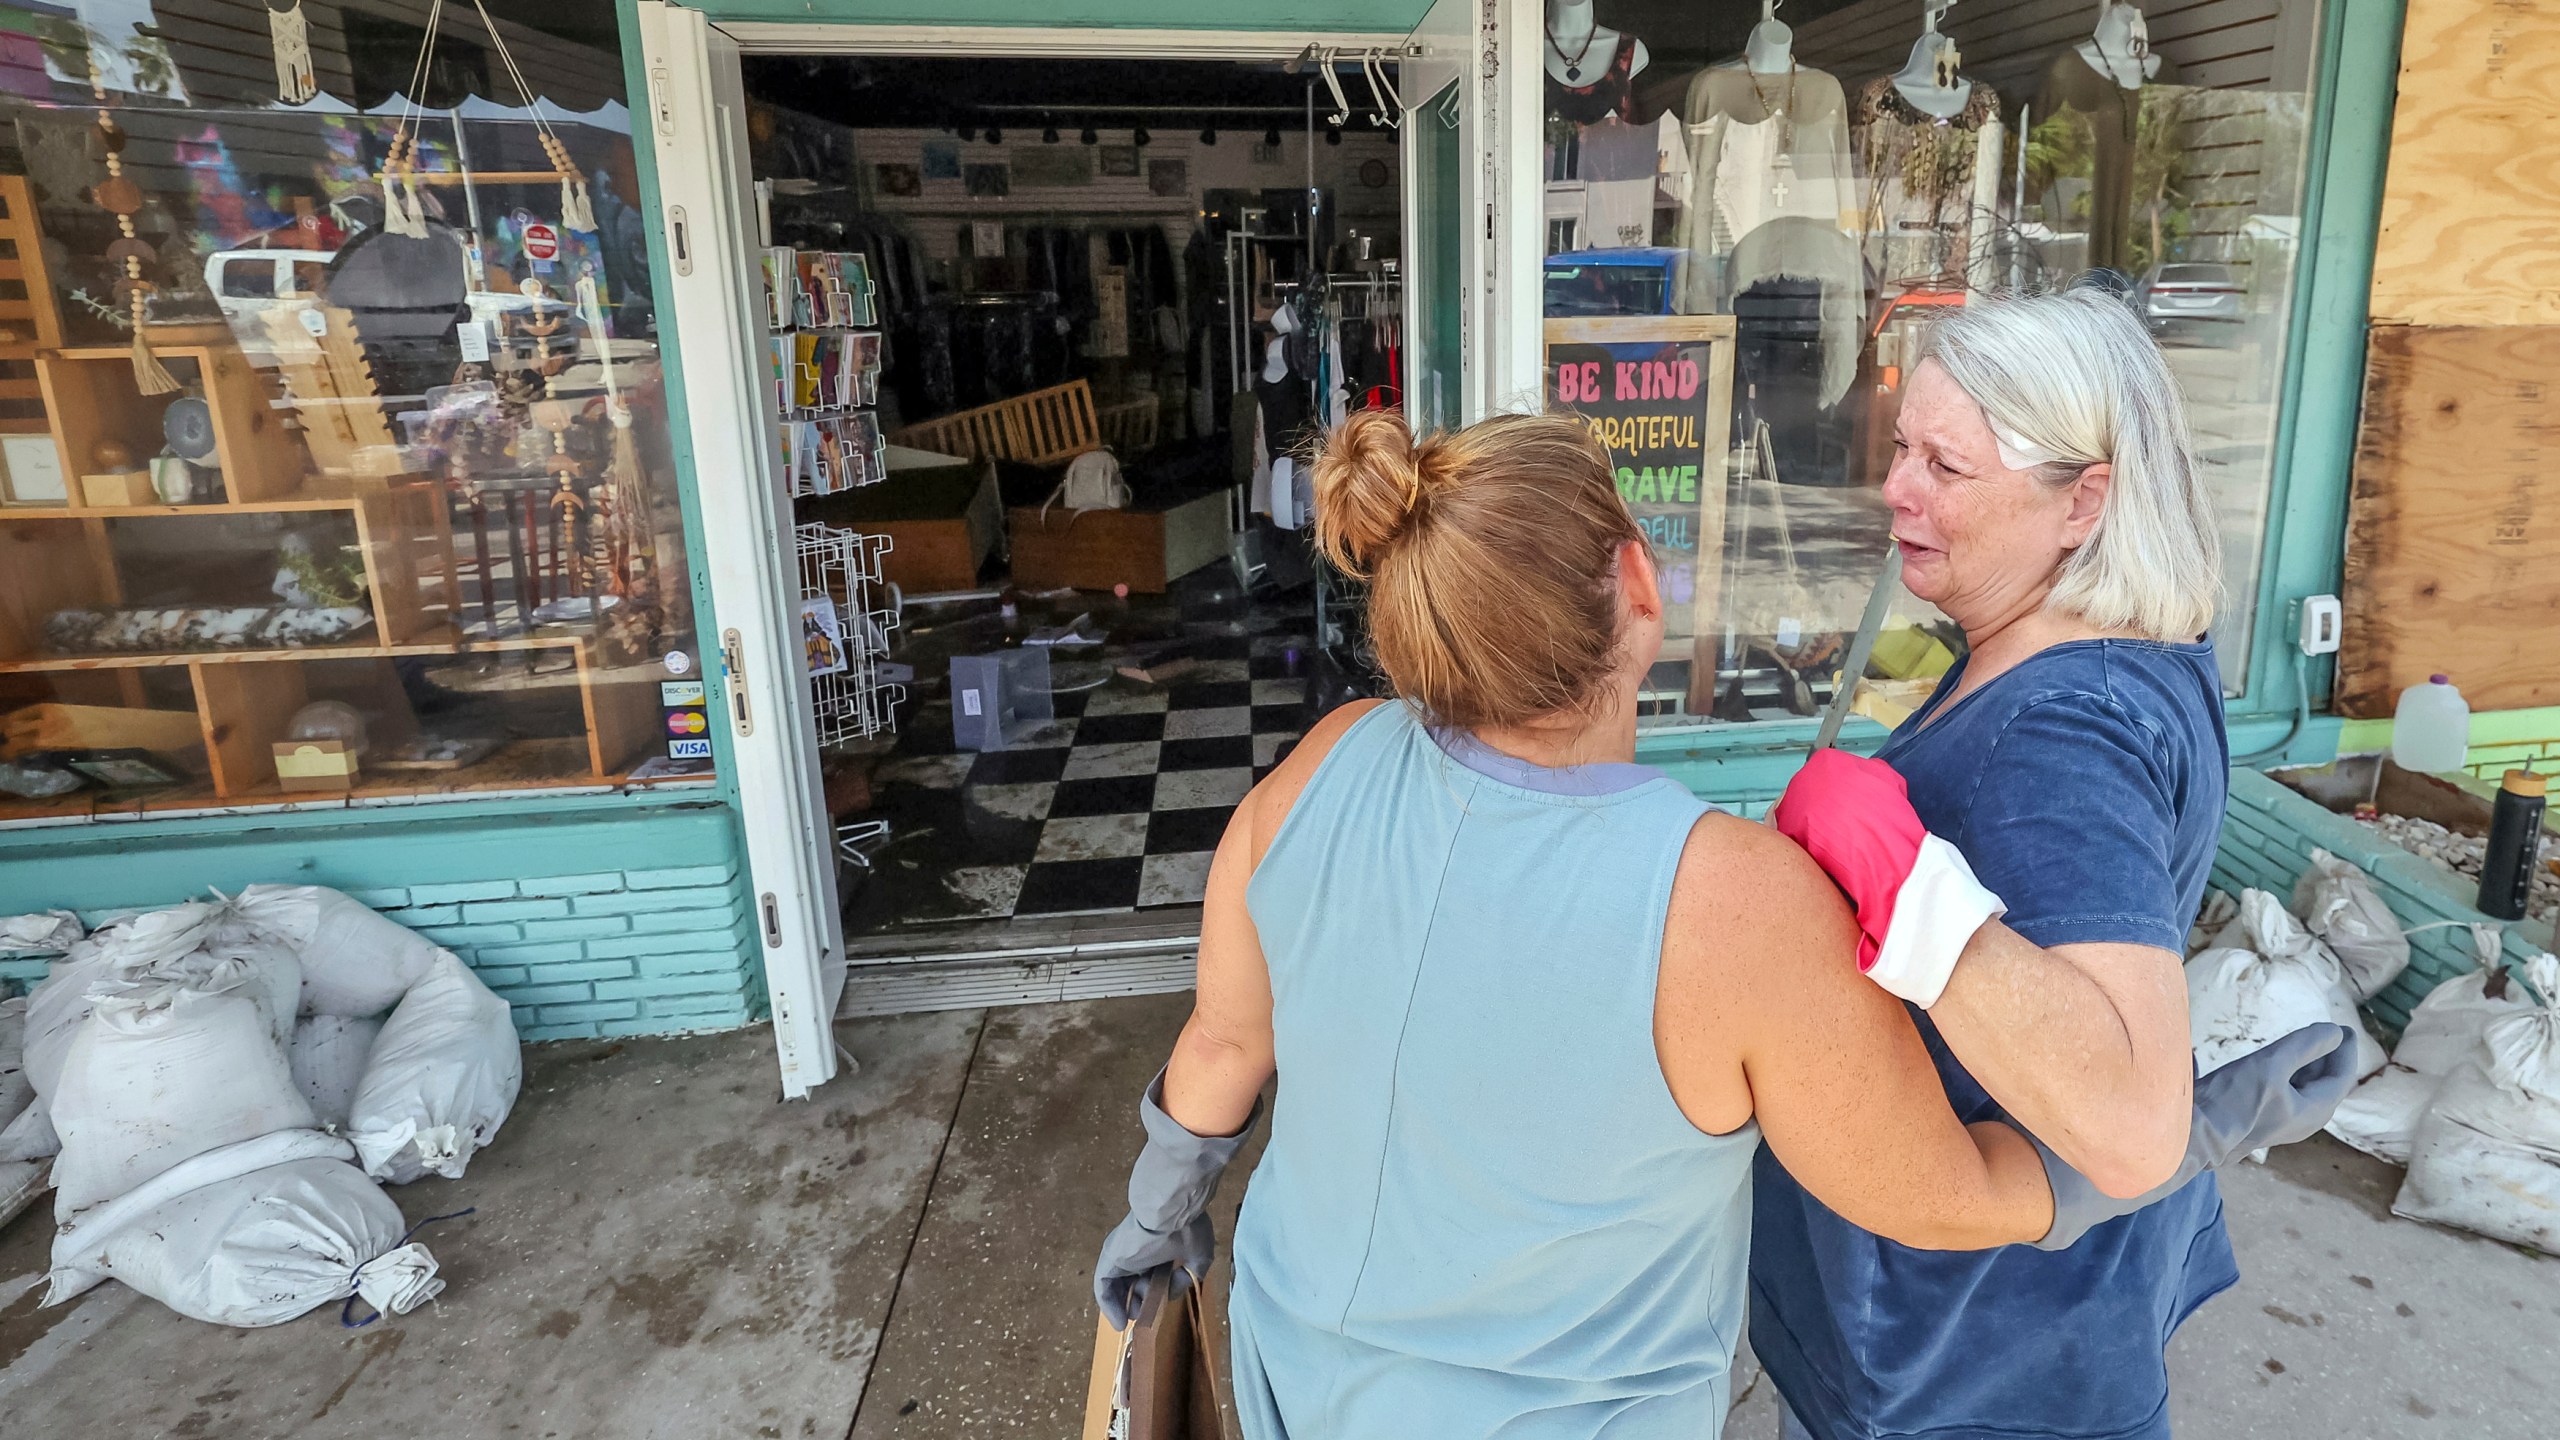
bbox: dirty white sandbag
[2333,954,2560,1164]
[1,936,122,1161]
[2395,1005,2560,1253]
[0,909,82,954]
[0,1102,56,1163]
[0,996,30,1133]
[2188,889,2238,959]
[2293,849,2411,1001]
[46,1130,443,1325]
[347,952,519,1183]
[49,982,314,1216]
[97,933,301,1055]
[290,1014,383,1131]
[2191,890,2389,1077]
[223,884,439,1019]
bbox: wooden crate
[2338,325,2560,717]
[37,329,309,503]
[1007,491,1230,595]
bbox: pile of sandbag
[0,885,521,1326]
[2189,850,2560,1255]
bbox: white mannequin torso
[1545,0,1648,86]
[1744,1,1792,74]
[1890,34,1970,118]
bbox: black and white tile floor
[849,613,1318,934]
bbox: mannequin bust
[1544,0,1648,87]
[1890,0,1971,119]
[2077,2,2161,88]
[1744,0,1793,75]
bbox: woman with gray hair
[1749,288,2335,1440]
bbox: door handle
[668,204,693,276]
[721,627,753,736]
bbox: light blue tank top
[1228,703,1760,1440]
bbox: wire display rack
[794,520,904,746]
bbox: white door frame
[638,7,1540,1093]
[639,1,845,1100]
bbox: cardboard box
[272,739,359,791]
[79,470,157,508]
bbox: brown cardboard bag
[1081,1266,1231,1440]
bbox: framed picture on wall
[1098,145,1141,178]
[1012,147,1093,188]
[921,141,961,180]
[964,163,1011,198]
[875,162,922,197]
[1147,159,1188,198]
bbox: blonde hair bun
[1312,409,1425,575]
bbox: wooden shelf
[0,738,696,822]
[1,480,436,521]
[0,626,589,674]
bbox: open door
[1400,0,1541,430]
[636,1,847,1099]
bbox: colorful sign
[522,222,559,262]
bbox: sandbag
[0,996,30,1134]
[2395,1006,2560,1252]
[222,884,440,1019]
[290,1014,383,1131]
[0,909,81,954]
[46,1129,442,1325]
[2332,955,2560,1165]
[347,952,519,1183]
[49,981,314,1216]
[2187,890,2388,1078]
[2293,849,2411,1001]
[97,935,300,1055]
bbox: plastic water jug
[2392,674,2470,773]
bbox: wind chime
[87,52,175,395]
[374,0,613,647]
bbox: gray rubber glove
[2034,1021,2357,1251]
[1093,1066,1261,1328]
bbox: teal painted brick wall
[0,801,765,1041]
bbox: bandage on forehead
[1989,420,2063,472]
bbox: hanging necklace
[1547,21,1599,84]
[1747,61,1800,205]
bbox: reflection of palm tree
[2023,112,2093,225]
[2129,90,2196,274]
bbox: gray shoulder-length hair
[1916,289,2222,642]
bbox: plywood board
[2337,325,2560,716]
[2368,0,2560,326]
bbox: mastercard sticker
[666,710,709,737]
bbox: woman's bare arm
[1657,815,2053,1249]
[1158,701,1384,1138]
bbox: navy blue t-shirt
[1749,639,2237,1440]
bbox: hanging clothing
[1730,217,1864,414]
[1570,117,1663,248]
[1673,65,1857,317]
[1852,76,2005,296]
[1227,703,1755,1439]
[2032,49,2175,275]
[1545,35,1642,127]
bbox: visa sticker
[668,737,713,759]
[661,680,706,707]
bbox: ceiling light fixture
[957,124,977,142]
[1323,123,1342,146]
[984,125,1002,144]
[1199,125,1217,145]
[1263,125,1282,148]
[1132,125,1152,146]
[1081,124,1099,145]
[1043,123,1060,144]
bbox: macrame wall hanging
[381,0,593,241]
[85,51,175,393]
[269,1,316,105]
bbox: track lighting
[1081,125,1099,145]
[1199,126,1217,145]
[1043,123,1060,144]
[1323,123,1341,146]
[1132,125,1151,146]
[956,124,976,142]
[1263,125,1281,148]
[984,125,1002,144]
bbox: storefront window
[0,0,709,822]
[1538,0,2319,726]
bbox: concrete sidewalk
[1,994,2551,1438]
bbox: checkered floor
[856,627,1314,929]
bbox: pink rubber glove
[1770,749,2006,1007]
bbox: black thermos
[2477,769,2547,921]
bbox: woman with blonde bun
[1088,406,2062,1438]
